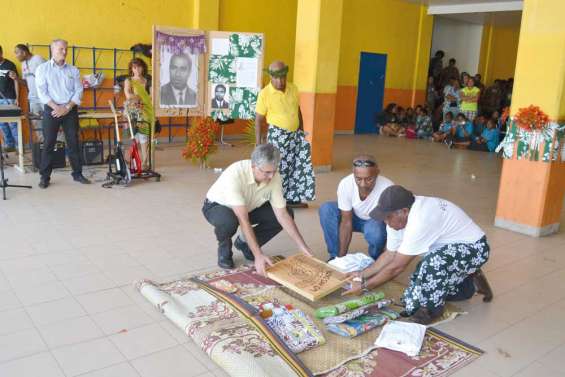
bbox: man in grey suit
[160,53,196,106]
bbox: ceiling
[407,0,523,26]
[407,0,522,13]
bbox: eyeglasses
[353,160,376,167]
[257,166,276,176]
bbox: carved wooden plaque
[266,254,350,301]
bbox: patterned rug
[136,264,483,377]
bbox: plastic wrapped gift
[326,314,388,338]
[265,305,326,353]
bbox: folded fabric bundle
[322,299,393,325]
[265,306,326,353]
[328,253,375,273]
[374,321,427,357]
[315,292,385,319]
[326,314,388,337]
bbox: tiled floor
[1,135,564,377]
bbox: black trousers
[40,105,82,179]
[202,200,293,255]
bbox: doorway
[354,52,387,134]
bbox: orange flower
[514,105,549,131]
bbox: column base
[314,165,332,173]
[494,217,560,237]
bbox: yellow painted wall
[335,0,433,131]
[219,0,298,82]
[479,23,521,85]
[338,0,433,90]
[1,0,194,63]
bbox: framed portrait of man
[210,83,230,109]
[153,26,206,116]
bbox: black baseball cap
[370,185,415,221]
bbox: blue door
[354,52,387,134]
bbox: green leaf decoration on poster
[229,87,258,120]
[208,55,236,84]
[229,34,262,58]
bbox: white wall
[431,16,484,76]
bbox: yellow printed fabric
[460,87,480,112]
[255,83,300,132]
[206,160,286,210]
[129,79,155,136]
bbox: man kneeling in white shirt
[343,185,493,324]
[319,155,393,261]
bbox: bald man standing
[255,61,315,208]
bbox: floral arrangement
[514,105,550,131]
[182,117,220,166]
[496,105,565,162]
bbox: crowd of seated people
[374,50,513,153]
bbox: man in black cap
[343,185,493,324]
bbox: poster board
[152,26,207,117]
[266,254,350,302]
[207,31,264,121]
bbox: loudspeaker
[81,140,104,165]
[32,142,66,170]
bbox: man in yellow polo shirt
[459,77,480,121]
[203,143,313,275]
[255,60,315,208]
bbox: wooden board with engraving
[266,254,350,301]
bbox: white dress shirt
[35,59,83,106]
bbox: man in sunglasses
[319,155,393,261]
[203,143,313,276]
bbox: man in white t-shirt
[12,44,45,140]
[343,185,492,324]
[319,155,393,261]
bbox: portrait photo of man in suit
[160,52,197,107]
[211,84,229,109]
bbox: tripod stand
[0,137,32,200]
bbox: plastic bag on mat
[374,321,427,357]
[265,306,325,353]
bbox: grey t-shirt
[22,55,45,103]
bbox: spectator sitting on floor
[375,103,398,134]
[405,107,416,127]
[380,104,405,137]
[470,119,500,152]
[451,113,473,149]
[433,111,454,143]
[416,108,433,139]
[473,115,486,138]
[397,106,408,127]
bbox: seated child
[451,113,474,149]
[416,108,433,139]
[380,105,405,137]
[473,115,486,138]
[433,111,454,143]
[470,119,500,152]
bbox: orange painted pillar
[293,0,343,171]
[494,0,565,237]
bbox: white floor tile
[78,362,141,377]
[52,338,125,376]
[26,296,86,326]
[92,305,155,335]
[62,273,117,295]
[0,328,47,363]
[109,323,177,360]
[76,288,135,314]
[130,344,207,377]
[14,281,69,306]
[0,308,34,335]
[38,315,103,348]
[0,352,65,377]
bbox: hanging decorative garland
[155,31,207,55]
[496,105,565,162]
